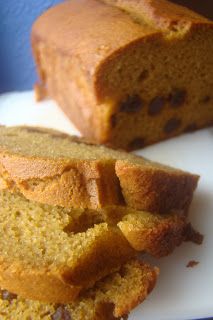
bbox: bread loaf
[0,126,199,214]
[32,0,213,149]
[0,260,158,320]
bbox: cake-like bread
[0,260,158,320]
[0,190,135,303]
[49,203,188,258]
[0,126,199,214]
[116,209,188,257]
[0,189,187,303]
[32,0,213,149]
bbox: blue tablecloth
[0,0,62,93]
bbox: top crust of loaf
[32,0,213,101]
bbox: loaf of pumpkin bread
[0,260,158,320]
[32,0,213,149]
[0,126,199,214]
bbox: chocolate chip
[128,137,145,150]
[119,95,143,113]
[138,70,148,82]
[184,123,197,133]
[207,120,213,127]
[169,89,187,108]
[164,118,181,134]
[201,96,211,104]
[184,223,203,245]
[119,265,127,278]
[148,97,165,116]
[110,114,117,128]
[1,290,17,302]
[51,306,71,320]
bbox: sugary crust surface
[115,161,199,213]
[0,126,199,214]
[0,260,159,320]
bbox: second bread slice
[67,206,189,258]
[0,191,134,303]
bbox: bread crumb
[186,260,199,268]
[185,224,204,245]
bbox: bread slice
[116,209,187,257]
[32,0,213,149]
[0,190,135,303]
[0,260,158,320]
[0,126,199,214]
[66,205,188,258]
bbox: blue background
[0,0,62,93]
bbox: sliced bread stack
[0,126,200,319]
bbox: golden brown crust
[115,161,199,214]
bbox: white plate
[0,91,213,320]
